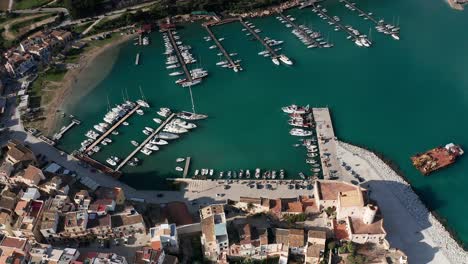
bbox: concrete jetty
[85,104,141,153]
[52,119,80,141]
[239,20,279,59]
[182,157,191,178]
[166,30,193,83]
[278,12,320,47]
[135,52,140,65]
[203,25,242,72]
[312,108,342,179]
[116,113,176,171]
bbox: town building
[149,223,179,252]
[200,204,229,263]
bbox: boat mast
[188,85,196,113]
[139,86,146,100]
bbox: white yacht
[176,167,183,172]
[140,148,152,155]
[145,143,159,151]
[282,104,310,114]
[151,138,168,145]
[169,71,183,76]
[145,127,155,133]
[173,119,196,129]
[143,130,151,136]
[153,118,162,124]
[176,158,185,162]
[279,55,293,65]
[106,158,116,166]
[166,64,180,69]
[163,124,188,134]
[136,109,144,115]
[272,57,280,65]
[290,128,313,137]
[391,34,400,40]
[131,140,139,147]
[255,168,260,179]
[158,132,179,140]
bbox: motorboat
[145,127,155,132]
[143,130,151,136]
[280,169,285,179]
[195,169,199,176]
[176,158,185,162]
[136,109,144,115]
[145,143,159,151]
[140,148,152,155]
[153,118,162,124]
[106,158,116,166]
[246,170,251,178]
[290,128,313,137]
[209,169,214,176]
[272,57,280,65]
[152,138,168,145]
[282,104,310,114]
[279,54,293,65]
[163,124,188,134]
[176,167,183,172]
[169,71,183,76]
[173,119,196,129]
[255,168,260,179]
[123,122,129,126]
[157,132,179,140]
[131,140,139,147]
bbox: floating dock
[135,53,140,65]
[182,157,191,178]
[203,25,242,72]
[52,119,81,141]
[84,104,141,153]
[166,30,193,83]
[312,108,342,179]
[239,20,279,60]
[278,12,320,48]
[312,4,360,41]
[115,113,176,171]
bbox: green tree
[347,242,356,254]
[327,241,336,251]
[347,255,356,263]
[338,245,347,254]
[354,255,365,264]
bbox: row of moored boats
[80,99,150,155]
[194,168,287,180]
[163,31,207,87]
[276,15,333,49]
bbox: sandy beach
[44,33,135,134]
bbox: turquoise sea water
[58,0,468,245]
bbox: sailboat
[137,86,150,107]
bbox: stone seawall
[338,141,468,264]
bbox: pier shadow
[363,180,452,264]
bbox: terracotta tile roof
[286,201,303,213]
[0,236,27,249]
[338,190,364,208]
[306,243,323,258]
[333,220,349,240]
[162,202,193,225]
[22,165,43,183]
[349,217,386,235]
[316,181,359,201]
[308,230,326,240]
[300,196,319,213]
[239,197,261,204]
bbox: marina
[164,29,193,85]
[203,24,242,72]
[115,113,176,171]
[312,3,372,47]
[182,157,191,178]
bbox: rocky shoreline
[338,141,468,264]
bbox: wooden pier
[278,12,320,47]
[203,25,241,72]
[135,53,140,65]
[52,119,80,141]
[239,20,279,59]
[115,113,176,171]
[85,104,142,153]
[182,157,191,178]
[166,30,193,83]
[312,3,359,41]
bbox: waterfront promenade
[312,108,342,179]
